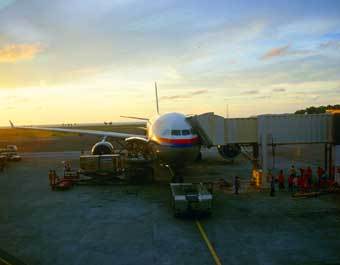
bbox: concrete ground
[0,148,340,265]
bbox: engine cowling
[91,141,114,155]
[125,137,151,158]
[217,144,241,160]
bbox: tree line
[295,104,340,114]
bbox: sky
[0,0,340,125]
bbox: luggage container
[170,183,213,217]
[79,154,122,175]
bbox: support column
[328,144,333,178]
[334,114,340,183]
[261,133,268,186]
[252,143,259,168]
[324,144,328,171]
[335,145,340,184]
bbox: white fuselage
[146,112,200,165]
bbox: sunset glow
[0,0,339,125]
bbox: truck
[170,182,213,217]
[0,145,21,161]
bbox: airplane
[9,83,241,178]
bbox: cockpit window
[182,129,190,135]
[171,130,181,136]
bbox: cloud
[160,95,188,100]
[160,89,209,101]
[261,45,290,60]
[0,43,43,63]
[0,0,14,10]
[191,89,209,95]
[70,67,103,75]
[241,90,259,95]
[319,40,340,49]
[260,45,312,60]
[255,95,271,99]
[272,88,286,92]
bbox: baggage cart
[170,182,213,217]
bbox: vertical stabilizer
[155,82,160,115]
[9,120,14,128]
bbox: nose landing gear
[164,164,184,183]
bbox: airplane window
[171,130,181,136]
[182,129,190,135]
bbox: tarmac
[0,147,340,265]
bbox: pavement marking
[195,220,222,265]
[0,249,26,265]
[0,256,13,265]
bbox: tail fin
[155,82,159,115]
[9,120,14,128]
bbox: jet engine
[125,137,151,159]
[217,144,241,160]
[91,141,114,155]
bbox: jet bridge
[188,112,339,184]
[188,112,333,145]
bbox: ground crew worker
[49,170,57,190]
[319,170,328,189]
[48,170,53,186]
[302,171,310,192]
[267,170,273,184]
[335,167,340,185]
[306,166,312,190]
[234,176,240,195]
[270,175,275,196]
[331,166,335,180]
[277,170,285,190]
[298,175,305,192]
[299,167,304,179]
[293,174,298,192]
[64,161,71,171]
[290,165,296,178]
[317,166,324,190]
[288,174,294,192]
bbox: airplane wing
[120,115,149,121]
[9,121,147,139]
[62,121,147,127]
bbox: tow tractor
[48,170,76,191]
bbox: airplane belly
[152,143,200,166]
